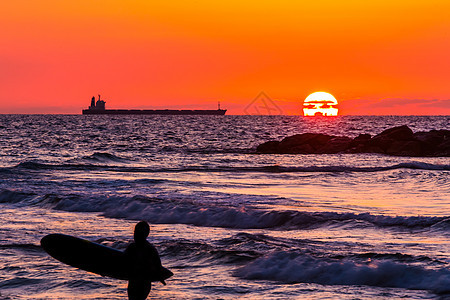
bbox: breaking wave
[6,161,450,173]
[234,251,450,294]
[78,152,133,164]
[0,190,448,231]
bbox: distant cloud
[419,99,450,108]
[338,97,450,115]
[368,98,446,108]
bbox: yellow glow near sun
[303,92,338,116]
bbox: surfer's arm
[148,243,165,284]
[154,253,166,284]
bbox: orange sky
[0,0,449,114]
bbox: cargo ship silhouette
[82,95,227,115]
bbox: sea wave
[57,195,450,230]
[234,251,450,294]
[159,232,291,264]
[8,160,450,173]
[0,277,44,289]
[0,190,448,231]
[0,243,42,252]
[78,152,133,164]
[150,233,446,267]
[160,239,259,265]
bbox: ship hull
[82,109,227,115]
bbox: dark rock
[365,136,393,152]
[255,125,449,156]
[360,145,385,154]
[373,125,414,141]
[414,130,445,145]
[354,133,371,141]
[414,131,441,155]
[257,141,280,153]
[415,130,450,156]
[435,139,450,156]
[367,125,415,153]
[317,137,353,154]
[274,133,334,153]
[287,143,315,154]
[347,143,385,154]
[386,140,422,156]
[279,133,333,151]
[349,133,372,148]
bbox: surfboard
[41,233,173,282]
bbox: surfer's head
[134,221,150,243]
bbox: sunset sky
[1,1,449,115]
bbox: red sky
[0,1,449,115]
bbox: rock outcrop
[256,125,450,156]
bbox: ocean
[0,115,449,299]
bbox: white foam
[234,252,450,294]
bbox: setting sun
[303,92,339,116]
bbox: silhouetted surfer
[125,221,164,300]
